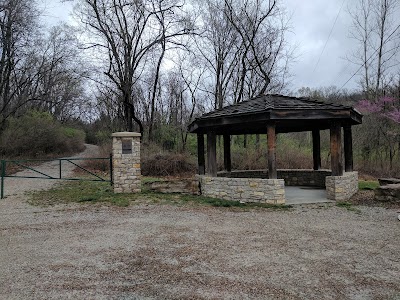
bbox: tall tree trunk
[123,93,133,131]
[375,0,388,96]
[149,41,166,141]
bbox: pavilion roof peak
[264,94,274,110]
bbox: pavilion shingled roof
[198,94,352,120]
[188,94,362,134]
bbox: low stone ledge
[374,184,400,202]
[378,178,400,186]
[197,175,285,204]
[143,179,199,195]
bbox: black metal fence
[1,156,113,199]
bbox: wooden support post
[207,132,217,177]
[312,130,321,170]
[330,123,343,176]
[343,125,353,172]
[223,134,231,172]
[197,134,205,175]
[267,124,277,179]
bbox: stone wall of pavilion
[197,175,285,204]
[325,171,358,201]
[218,169,332,187]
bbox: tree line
[1,0,399,175]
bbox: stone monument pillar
[112,132,141,193]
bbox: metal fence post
[110,153,113,186]
[1,160,5,199]
[59,159,62,179]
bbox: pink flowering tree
[355,96,400,173]
[356,96,400,124]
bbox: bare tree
[348,0,400,98]
[195,0,241,109]
[226,0,292,101]
[195,0,292,111]
[27,25,88,121]
[78,0,192,138]
[177,55,205,150]
[0,0,39,129]
[147,0,193,140]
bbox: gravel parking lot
[1,196,399,299]
[0,146,399,299]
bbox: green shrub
[0,110,85,158]
[358,180,379,190]
[95,130,112,145]
[152,125,178,150]
[84,129,112,145]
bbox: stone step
[378,178,400,186]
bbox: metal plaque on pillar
[122,139,132,154]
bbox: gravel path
[0,150,399,299]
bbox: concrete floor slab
[285,186,334,205]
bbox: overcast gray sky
[283,0,360,92]
[42,0,361,93]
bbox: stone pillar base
[326,171,358,201]
[112,132,141,193]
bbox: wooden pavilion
[188,94,362,178]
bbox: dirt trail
[1,144,99,199]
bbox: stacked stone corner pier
[197,175,285,204]
[112,132,141,193]
[325,171,358,201]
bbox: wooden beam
[207,132,217,177]
[197,134,205,175]
[271,110,352,120]
[267,124,277,179]
[343,125,353,172]
[312,130,321,170]
[330,123,343,176]
[223,134,231,172]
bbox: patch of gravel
[1,196,399,298]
